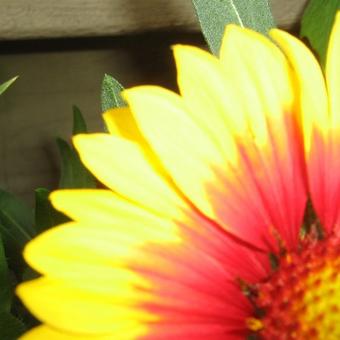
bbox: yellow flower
[18,12,340,339]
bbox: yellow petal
[270,28,328,154]
[220,25,294,148]
[102,107,169,178]
[23,220,177,278]
[124,86,225,219]
[50,189,179,244]
[73,134,183,219]
[17,277,152,335]
[21,325,140,340]
[326,11,340,130]
[173,45,238,164]
[103,107,144,143]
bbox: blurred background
[0,0,307,204]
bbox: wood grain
[0,34,183,204]
[0,0,308,40]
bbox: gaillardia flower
[18,13,340,339]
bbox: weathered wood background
[0,0,308,204]
[0,0,308,39]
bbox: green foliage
[191,0,275,55]
[0,312,26,339]
[0,190,35,244]
[101,74,125,112]
[57,107,96,189]
[72,105,88,135]
[57,138,95,189]
[300,0,340,67]
[57,138,96,189]
[0,195,31,339]
[0,77,18,96]
[0,190,35,274]
[34,188,68,233]
[0,236,11,313]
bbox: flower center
[246,233,340,339]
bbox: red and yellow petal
[124,27,306,251]
[270,28,328,157]
[123,86,226,220]
[327,12,340,132]
[272,13,340,233]
[18,277,153,335]
[217,26,307,250]
[325,13,340,230]
[18,190,255,338]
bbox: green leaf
[0,311,26,339]
[0,76,18,96]
[0,236,11,312]
[57,138,96,189]
[0,190,35,249]
[72,105,88,135]
[0,190,35,275]
[192,0,275,55]
[101,74,125,112]
[34,188,68,233]
[300,0,340,67]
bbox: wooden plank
[0,0,308,40]
[0,35,181,203]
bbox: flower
[18,12,340,339]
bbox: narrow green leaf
[0,76,18,96]
[72,105,88,135]
[35,188,68,233]
[192,0,275,55]
[0,222,25,277]
[0,236,11,312]
[0,190,35,248]
[57,138,96,189]
[101,74,125,112]
[0,190,35,275]
[300,0,340,66]
[0,311,26,339]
